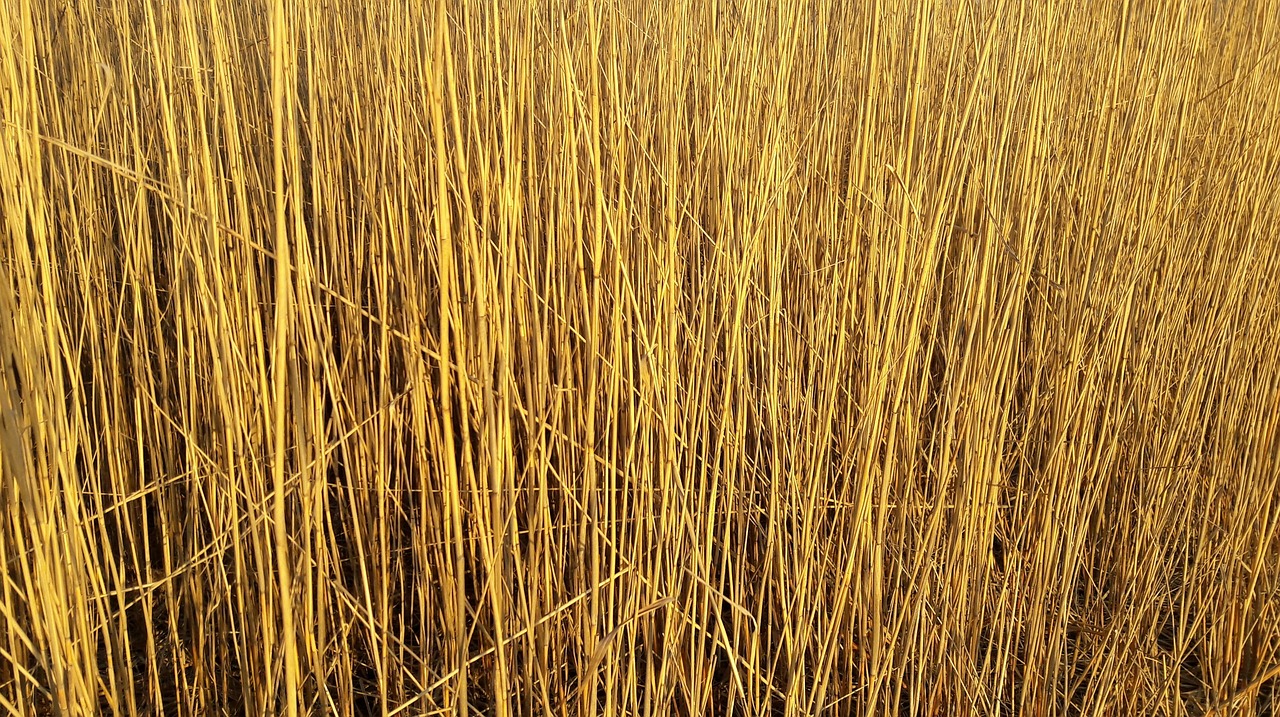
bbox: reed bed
[2,0,1280,714]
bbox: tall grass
[2,0,1280,715]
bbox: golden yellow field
[2,0,1279,715]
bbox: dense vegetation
[2,0,1279,714]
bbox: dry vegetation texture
[3,0,1280,715]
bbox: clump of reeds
[1,0,1279,715]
